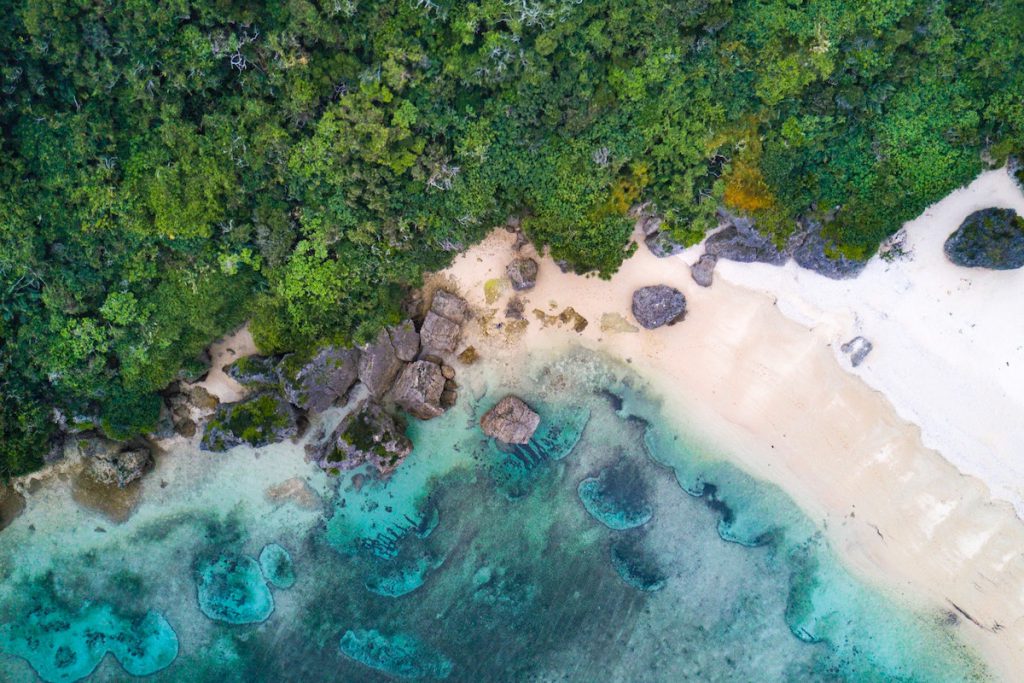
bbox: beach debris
[311,400,413,475]
[532,306,588,332]
[691,253,717,287]
[631,285,686,329]
[393,360,447,420]
[841,336,873,368]
[75,435,152,488]
[278,346,360,412]
[388,320,421,361]
[506,257,539,290]
[944,207,1024,270]
[480,395,540,445]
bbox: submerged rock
[196,553,275,624]
[313,401,413,475]
[506,257,538,290]
[944,208,1024,269]
[339,629,453,680]
[691,253,717,287]
[75,435,152,488]
[258,543,296,589]
[359,329,405,398]
[480,396,540,445]
[840,336,873,368]
[224,355,281,388]
[393,361,446,420]
[631,285,686,329]
[577,460,653,530]
[200,392,299,451]
[609,535,667,592]
[278,346,360,413]
[419,312,461,355]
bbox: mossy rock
[200,392,299,451]
[944,208,1024,270]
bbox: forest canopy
[1,0,1022,476]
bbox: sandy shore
[440,213,1024,679]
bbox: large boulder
[631,286,686,329]
[388,320,420,362]
[419,312,461,355]
[690,254,717,287]
[788,220,867,280]
[201,392,299,451]
[429,290,469,324]
[506,257,539,291]
[76,435,152,488]
[311,401,413,476]
[278,346,360,413]
[392,361,446,420]
[944,208,1024,270]
[358,329,405,398]
[480,396,540,445]
[224,355,281,387]
[704,224,787,266]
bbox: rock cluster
[75,434,152,488]
[944,208,1024,270]
[480,396,540,445]
[310,401,413,476]
[631,285,686,329]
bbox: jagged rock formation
[480,396,540,444]
[789,220,867,279]
[278,346,360,413]
[75,435,152,487]
[944,208,1024,270]
[225,355,281,387]
[392,361,446,420]
[631,285,686,329]
[506,257,538,290]
[311,401,413,475]
[201,392,299,451]
[359,330,405,398]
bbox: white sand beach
[439,171,1024,681]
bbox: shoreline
[439,217,1024,681]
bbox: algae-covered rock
[631,285,686,329]
[258,543,296,589]
[944,208,1024,269]
[393,361,446,420]
[313,401,413,475]
[224,355,281,387]
[480,396,540,445]
[339,629,453,679]
[200,392,299,451]
[196,553,274,624]
[278,346,360,413]
[75,435,152,488]
[577,460,653,530]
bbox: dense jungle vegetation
[1,0,1022,476]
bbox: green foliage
[1,0,1022,476]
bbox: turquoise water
[0,348,987,681]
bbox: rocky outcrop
[278,347,360,413]
[388,320,420,362]
[392,361,446,420]
[704,219,787,266]
[645,231,686,258]
[75,435,152,487]
[201,392,299,451]
[789,220,867,279]
[311,401,413,476]
[429,290,469,325]
[419,312,461,355]
[841,336,873,368]
[164,383,220,438]
[358,329,405,398]
[480,396,540,445]
[225,355,281,387]
[944,208,1024,270]
[506,257,538,291]
[631,286,686,329]
[691,254,717,287]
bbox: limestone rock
[691,254,717,287]
[631,285,686,329]
[278,347,359,413]
[944,208,1024,270]
[312,401,413,476]
[201,392,299,451]
[225,355,281,387]
[419,311,461,355]
[388,320,420,362]
[506,257,539,291]
[358,330,404,398]
[480,396,540,445]
[430,290,469,324]
[76,435,152,488]
[392,361,446,420]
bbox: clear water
[0,348,987,682]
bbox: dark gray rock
[358,330,404,399]
[200,392,299,451]
[311,401,412,476]
[691,254,717,287]
[631,286,687,329]
[480,396,540,444]
[506,257,539,291]
[419,311,461,355]
[944,208,1024,270]
[430,290,469,324]
[225,355,281,387]
[278,347,360,413]
[637,214,663,236]
[840,336,873,368]
[388,320,420,362]
[645,231,686,258]
[789,220,867,279]
[76,435,152,487]
[704,224,788,266]
[392,361,446,420]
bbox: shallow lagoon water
[0,348,987,681]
